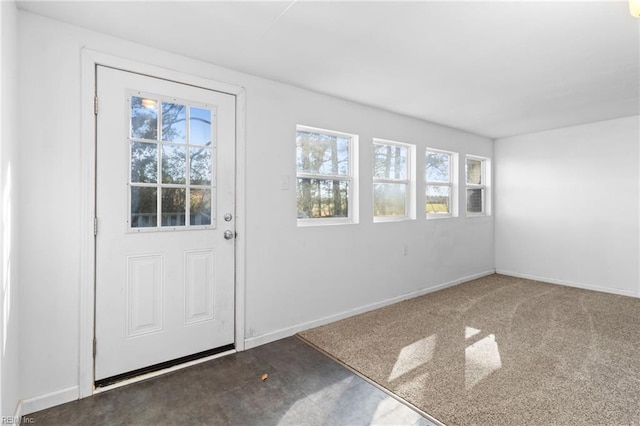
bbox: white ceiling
[17,1,640,138]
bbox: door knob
[223,230,235,240]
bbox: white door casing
[94,65,236,381]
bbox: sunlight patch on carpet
[465,333,502,390]
[465,326,481,339]
[389,334,436,381]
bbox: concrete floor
[26,337,435,425]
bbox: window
[129,93,215,230]
[372,140,415,221]
[296,125,358,224]
[466,155,490,215]
[426,148,457,218]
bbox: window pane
[426,152,450,183]
[467,159,483,184]
[130,142,157,183]
[373,144,408,180]
[162,145,186,184]
[467,188,484,213]
[296,131,350,176]
[190,189,212,226]
[131,96,158,140]
[190,107,212,146]
[161,102,186,142]
[131,187,157,228]
[190,147,212,185]
[161,188,186,226]
[296,178,349,218]
[374,183,407,216]
[426,186,451,214]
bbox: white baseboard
[244,269,496,350]
[496,270,639,298]
[18,385,79,416]
[411,270,496,298]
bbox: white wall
[495,116,640,296]
[0,0,21,418]
[245,81,494,343]
[17,11,493,411]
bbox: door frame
[79,49,247,398]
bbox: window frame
[372,138,415,222]
[296,125,359,226]
[465,155,491,217]
[426,148,458,219]
[127,91,217,233]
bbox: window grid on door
[128,92,217,231]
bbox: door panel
[95,66,235,381]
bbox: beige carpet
[298,274,640,425]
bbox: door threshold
[93,345,236,394]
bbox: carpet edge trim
[296,335,446,426]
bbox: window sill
[297,218,356,227]
[466,213,491,218]
[373,215,413,223]
[426,214,456,220]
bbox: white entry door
[95,66,236,382]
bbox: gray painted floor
[26,337,435,425]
